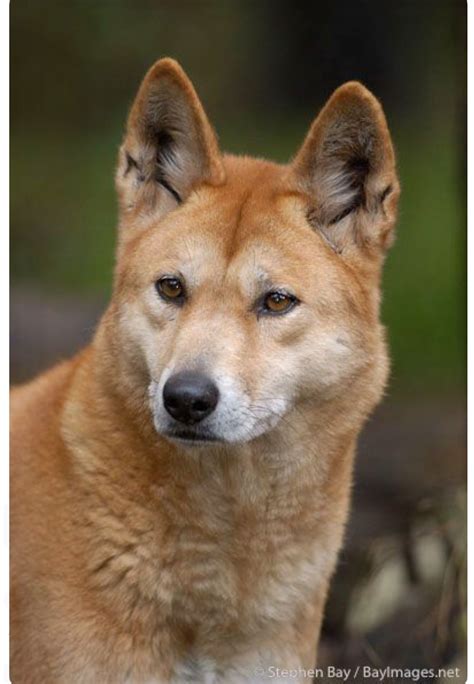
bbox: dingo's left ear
[116,58,225,219]
[292,82,399,254]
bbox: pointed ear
[116,58,225,219]
[292,82,399,255]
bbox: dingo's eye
[156,276,185,304]
[260,291,298,316]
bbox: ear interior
[116,58,224,215]
[293,82,399,252]
[125,130,183,205]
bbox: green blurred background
[11,0,466,394]
[10,1,466,678]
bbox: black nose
[163,371,219,425]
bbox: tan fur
[10,58,399,683]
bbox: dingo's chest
[88,479,333,645]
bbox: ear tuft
[293,81,399,254]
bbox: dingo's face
[110,59,399,446]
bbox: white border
[5,4,469,684]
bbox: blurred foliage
[10,0,466,393]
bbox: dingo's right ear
[116,58,225,220]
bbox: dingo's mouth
[164,429,222,446]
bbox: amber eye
[261,290,298,316]
[155,276,185,303]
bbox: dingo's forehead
[119,155,348,298]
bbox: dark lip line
[165,431,221,444]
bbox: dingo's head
[107,59,399,446]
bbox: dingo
[11,58,399,683]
